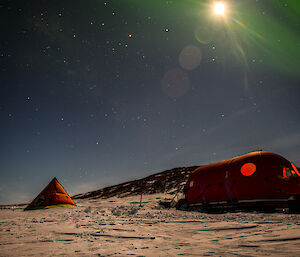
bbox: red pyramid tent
[24,177,76,210]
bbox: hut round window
[241,163,256,176]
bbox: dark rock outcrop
[72,166,199,200]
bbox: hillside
[72,166,199,200]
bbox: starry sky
[1,0,300,204]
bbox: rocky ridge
[72,166,199,200]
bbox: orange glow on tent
[283,165,300,179]
[240,163,256,176]
[24,177,76,210]
[283,167,288,179]
[291,163,300,177]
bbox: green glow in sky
[128,0,300,77]
[229,0,300,77]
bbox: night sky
[1,0,300,204]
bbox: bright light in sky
[213,2,226,16]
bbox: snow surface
[1,193,300,256]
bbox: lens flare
[214,2,225,16]
[179,45,202,70]
[161,68,190,98]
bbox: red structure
[184,151,300,211]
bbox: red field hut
[184,151,300,211]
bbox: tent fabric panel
[24,177,76,210]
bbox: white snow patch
[1,194,300,256]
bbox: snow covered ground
[1,193,300,256]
